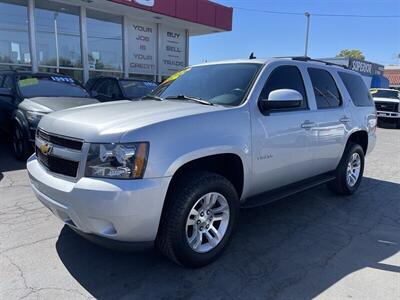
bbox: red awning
[111,0,233,31]
[384,70,400,86]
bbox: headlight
[85,142,149,179]
[26,111,46,125]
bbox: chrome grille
[37,129,83,150]
[35,129,83,178]
[375,101,399,113]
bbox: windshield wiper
[165,95,214,106]
[141,94,164,101]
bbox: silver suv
[27,57,377,267]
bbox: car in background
[85,76,158,102]
[370,88,400,128]
[0,71,100,160]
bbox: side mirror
[260,89,303,113]
[0,87,13,97]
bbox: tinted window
[110,80,122,99]
[3,75,14,88]
[17,75,89,98]
[120,80,157,99]
[85,77,97,91]
[260,65,307,109]
[370,89,399,100]
[152,64,261,107]
[308,68,342,109]
[94,79,110,95]
[94,79,122,99]
[339,72,374,106]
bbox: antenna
[249,52,256,60]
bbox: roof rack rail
[274,56,348,69]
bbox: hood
[20,97,100,112]
[38,100,226,143]
[373,97,400,104]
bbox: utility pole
[304,12,310,57]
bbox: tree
[336,49,365,61]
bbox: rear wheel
[12,124,31,161]
[328,143,364,195]
[156,171,239,267]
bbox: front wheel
[12,124,31,161]
[156,171,239,267]
[328,143,365,195]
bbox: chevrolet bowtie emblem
[39,143,53,156]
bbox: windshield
[120,80,157,99]
[18,75,89,98]
[371,89,399,99]
[151,63,262,106]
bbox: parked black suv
[0,71,99,160]
[86,76,158,102]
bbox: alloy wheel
[346,152,361,187]
[185,192,230,253]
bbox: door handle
[339,116,350,123]
[301,121,316,129]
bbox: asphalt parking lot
[0,126,399,300]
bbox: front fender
[164,146,249,177]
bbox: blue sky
[189,0,400,66]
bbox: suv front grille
[36,147,79,177]
[36,129,83,178]
[375,101,399,113]
[37,129,83,150]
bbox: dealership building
[321,57,389,88]
[0,0,232,83]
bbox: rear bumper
[27,155,171,242]
[377,111,400,119]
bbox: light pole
[304,12,310,57]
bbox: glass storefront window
[129,73,155,81]
[35,0,81,68]
[0,0,30,65]
[87,10,122,71]
[89,70,123,79]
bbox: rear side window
[308,68,342,109]
[260,65,308,109]
[339,72,374,106]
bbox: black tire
[12,123,31,161]
[156,171,239,268]
[396,119,400,129]
[328,142,365,195]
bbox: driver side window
[260,65,308,110]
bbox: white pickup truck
[371,88,400,128]
[27,57,377,267]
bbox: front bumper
[376,111,400,119]
[27,155,171,242]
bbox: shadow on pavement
[56,177,400,299]
[377,120,399,130]
[0,133,26,173]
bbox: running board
[241,173,336,208]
